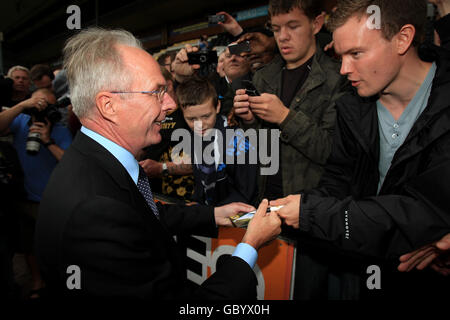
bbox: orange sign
[185,227,296,300]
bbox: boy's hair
[268,0,324,20]
[176,77,218,109]
[160,65,174,83]
[327,0,427,47]
[30,64,55,82]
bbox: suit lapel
[72,132,173,236]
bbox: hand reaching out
[398,233,450,276]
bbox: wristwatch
[43,139,55,148]
[162,162,169,177]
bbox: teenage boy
[233,0,349,299]
[272,0,450,299]
[176,77,258,206]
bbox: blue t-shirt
[377,62,437,194]
[10,114,73,201]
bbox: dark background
[0,0,269,71]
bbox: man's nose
[278,26,290,41]
[340,57,353,76]
[161,92,176,113]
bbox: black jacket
[191,116,258,206]
[36,132,257,301]
[295,49,450,299]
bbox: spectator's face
[113,45,176,154]
[271,7,320,69]
[34,75,53,90]
[11,70,31,93]
[333,16,400,97]
[223,48,250,81]
[216,52,226,77]
[182,98,219,136]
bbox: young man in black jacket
[272,0,450,299]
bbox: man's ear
[312,12,325,35]
[95,91,117,123]
[216,100,221,114]
[396,24,416,55]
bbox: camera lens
[26,132,41,155]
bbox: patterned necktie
[137,166,160,219]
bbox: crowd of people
[0,0,449,301]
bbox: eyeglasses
[110,85,168,102]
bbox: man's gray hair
[7,65,30,78]
[63,27,143,118]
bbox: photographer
[172,44,251,119]
[0,88,72,299]
[1,66,31,109]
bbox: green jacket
[251,49,350,199]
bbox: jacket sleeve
[280,77,350,166]
[304,109,361,199]
[435,14,450,50]
[300,182,450,260]
[299,106,450,260]
[158,202,218,238]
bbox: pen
[245,205,284,216]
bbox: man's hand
[241,199,282,250]
[29,120,51,144]
[249,93,290,125]
[270,194,301,229]
[18,96,48,112]
[217,11,243,37]
[233,89,256,124]
[398,233,450,276]
[139,159,162,178]
[237,32,276,57]
[214,202,255,227]
[428,0,450,17]
[171,44,200,83]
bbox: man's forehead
[333,16,375,54]
[12,70,29,78]
[117,44,165,87]
[271,7,307,24]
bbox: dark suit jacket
[35,132,257,300]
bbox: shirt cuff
[232,243,258,268]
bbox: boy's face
[182,98,220,136]
[270,7,321,69]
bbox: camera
[188,49,218,78]
[228,41,251,56]
[243,80,260,96]
[187,50,218,66]
[208,14,225,25]
[24,96,71,155]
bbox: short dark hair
[157,51,177,66]
[176,77,218,110]
[327,0,427,47]
[30,64,54,82]
[268,0,324,20]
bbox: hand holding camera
[172,44,201,83]
[215,11,243,37]
[18,95,48,112]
